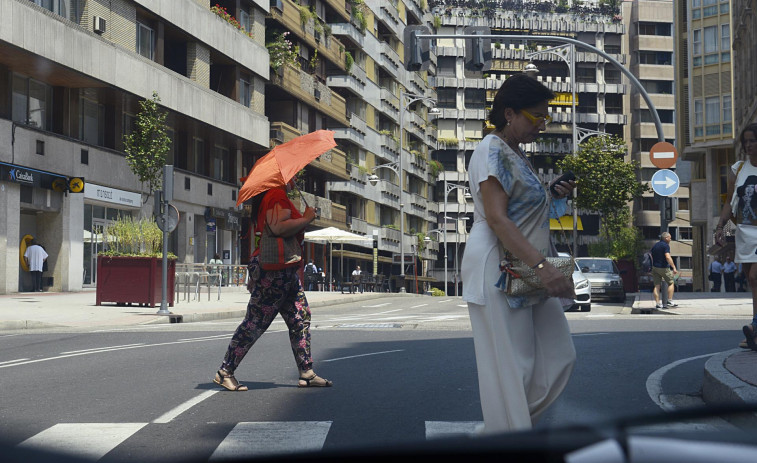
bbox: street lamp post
[443,178,469,295]
[445,215,470,297]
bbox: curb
[702,349,757,404]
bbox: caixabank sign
[0,161,83,193]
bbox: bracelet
[531,258,547,269]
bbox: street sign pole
[157,165,174,315]
[650,142,680,235]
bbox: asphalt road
[0,298,753,462]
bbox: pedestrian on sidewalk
[723,256,737,292]
[709,256,723,292]
[23,239,48,292]
[651,232,678,309]
[461,74,576,433]
[714,122,757,351]
[213,181,332,391]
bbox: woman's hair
[214,253,220,259]
[740,123,757,152]
[247,191,266,227]
[489,73,555,131]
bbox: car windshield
[576,259,616,273]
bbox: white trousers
[467,291,575,433]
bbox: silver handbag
[501,256,575,297]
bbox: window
[464,88,485,110]
[692,29,701,56]
[641,80,673,94]
[720,2,729,13]
[703,5,717,16]
[692,0,701,7]
[239,8,251,33]
[705,96,720,135]
[694,99,703,126]
[436,88,456,109]
[638,22,672,36]
[239,76,252,107]
[723,95,732,122]
[212,146,228,181]
[721,24,730,52]
[639,109,675,123]
[678,197,690,211]
[33,0,76,20]
[638,51,673,65]
[703,26,718,54]
[12,75,52,129]
[80,98,104,145]
[136,22,155,59]
[193,138,206,176]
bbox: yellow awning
[550,216,583,231]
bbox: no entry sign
[649,141,678,169]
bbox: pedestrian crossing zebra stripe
[15,420,484,461]
[209,421,333,460]
[17,423,148,461]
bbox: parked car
[559,253,591,312]
[574,257,626,303]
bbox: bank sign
[0,161,72,191]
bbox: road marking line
[210,421,331,460]
[154,390,219,424]
[176,334,231,342]
[425,421,482,439]
[410,304,428,308]
[646,351,725,411]
[322,349,404,363]
[572,333,610,337]
[60,343,146,354]
[17,423,147,461]
[361,303,393,308]
[0,358,29,365]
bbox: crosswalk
[15,420,484,461]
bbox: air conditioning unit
[93,16,106,34]
[314,88,321,100]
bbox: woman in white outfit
[461,74,577,433]
[714,122,757,351]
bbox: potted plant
[96,216,176,307]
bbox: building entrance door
[84,219,106,285]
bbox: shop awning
[550,215,583,231]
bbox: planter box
[96,256,176,307]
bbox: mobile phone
[549,171,576,197]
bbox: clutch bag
[502,257,575,297]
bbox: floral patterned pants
[220,257,312,374]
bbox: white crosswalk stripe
[17,423,148,461]
[209,421,333,460]
[16,420,484,460]
[425,421,483,439]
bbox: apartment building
[429,0,633,292]
[675,0,735,291]
[622,0,689,286]
[0,0,270,293]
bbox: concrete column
[187,42,211,88]
[0,182,21,294]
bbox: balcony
[268,0,346,71]
[271,64,348,125]
[323,0,350,22]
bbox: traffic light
[464,26,492,72]
[404,26,431,71]
[664,197,674,222]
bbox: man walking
[651,232,678,309]
[23,239,48,292]
[709,257,724,292]
[723,256,737,292]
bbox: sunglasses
[521,109,552,127]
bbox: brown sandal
[214,369,248,391]
[298,373,333,388]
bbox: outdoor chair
[373,274,384,292]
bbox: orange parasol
[237,130,336,206]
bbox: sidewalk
[631,290,757,406]
[1,288,755,407]
[0,286,400,331]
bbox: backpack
[641,251,653,273]
[305,263,317,274]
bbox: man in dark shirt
[651,232,678,309]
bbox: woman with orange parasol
[213,131,336,390]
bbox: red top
[252,188,303,257]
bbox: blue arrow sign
[651,169,679,196]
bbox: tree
[123,91,171,198]
[557,135,650,252]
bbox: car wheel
[581,304,591,312]
[565,304,577,312]
[615,294,626,303]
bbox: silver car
[559,253,591,312]
[575,257,626,303]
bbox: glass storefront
[83,203,132,285]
